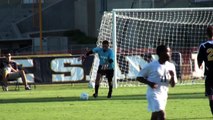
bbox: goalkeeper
[83,40,114,98]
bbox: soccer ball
[80,92,89,100]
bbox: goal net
[96,8,213,87]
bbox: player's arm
[102,58,113,68]
[85,50,94,56]
[10,66,18,72]
[137,77,158,88]
[108,58,113,64]
[108,50,114,64]
[9,62,18,72]
[168,70,175,87]
[80,50,94,62]
[197,45,204,68]
[137,63,158,88]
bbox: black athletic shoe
[107,94,112,99]
[93,93,98,98]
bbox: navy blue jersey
[197,40,213,77]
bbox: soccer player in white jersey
[137,45,177,120]
[83,40,114,98]
[197,25,213,115]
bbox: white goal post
[96,7,213,88]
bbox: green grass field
[0,83,212,120]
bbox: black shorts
[97,65,114,79]
[205,77,213,96]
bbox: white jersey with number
[138,60,177,112]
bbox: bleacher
[0,0,21,7]
[0,7,31,39]
[154,0,213,8]
[16,0,75,34]
[0,0,62,39]
[154,0,192,8]
[190,0,213,7]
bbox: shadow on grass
[0,94,146,104]
[0,92,206,104]
[167,116,212,120]
[169,92,205,99]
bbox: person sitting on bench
[1,52,31,91]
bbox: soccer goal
[96,8,213,88]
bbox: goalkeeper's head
[102,40,109,52]
[206,25,213,39]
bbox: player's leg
[7,71,31,90]
[93,73,101,98]
[205,79,213,115]
[107,77,112,98]
[151,110,165,120]
[151,112,158,120]
[1,70,9,91]
[93,69,102,98]
[19,70,31,90]
[208,95,213,115]
[93,65,105,98]
[158,110,166,120]
[106,69,114,98]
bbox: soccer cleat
[107,94,112,99]
[25,86,31,90]
[93,93,98,98]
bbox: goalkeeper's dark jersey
[197,40,213,78]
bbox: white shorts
[146,92,168,112]
[7,72,21,80]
